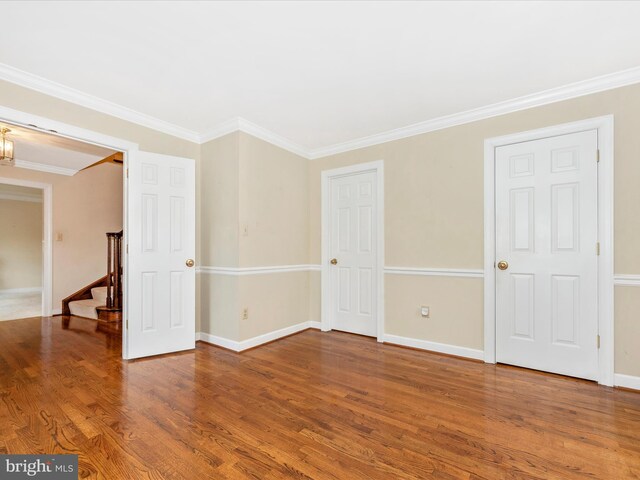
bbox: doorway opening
[0,120,125,339]
[0,183,44,320]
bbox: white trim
[196,264,320,275]
[614,373,640,391]
[51,307,62,316]
[0,104,140,360]
[614,274,640,286]
[0,62,200,143]
[198,321,312,352]
[321,160,385,342]
[197,264,486,278]
[13,159,77,176]
[483,115,615,386]
[385,266,484,278]
[0,191,42,203]
[0,105,139,153]
[383,334,484,361]
[236,118,309,158]
[199,117,310,158]
[308,66,640,159]
[308,320,321,329]
[198,118,241,144]
[0,176,52,317]
[2,61,640,159]
[197,332,240,351]
[0,287,42,294]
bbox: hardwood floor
[1,316,639,479]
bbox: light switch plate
[421,306,430,317]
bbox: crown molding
[235,118,310,159]
[307,66,640,159]
[199,117,310,159]
[2,62,640,158]
[198,118,242,144]
[13,158,76,176]
[0,191,42,203]
[0,63,201,143]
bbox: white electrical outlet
[421,306,430,317]
[242,308,249,320]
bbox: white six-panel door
[495,130,599,380]
[127,151,196,359]
[329,171,378,337]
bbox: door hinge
[126,319,129,330]
[126,244,129,254]
[596,149,600,163]
[597,334,601,349]
[126,168,129,178]
[596,242,600,256]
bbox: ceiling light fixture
[0,128,14,166]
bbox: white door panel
[496,130,598,380]
[127,151,196,359]
[330,172,377,337]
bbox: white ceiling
[0,123,116,174]
[2,1,640,155]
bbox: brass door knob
[186,259,195,268]
[330,258,338,265]
[497,260,509,271]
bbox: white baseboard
[197,332,242,351]
[614,373,640,391]
[198,321,314,352]
[0,287,42,294]
[383,333,484,361]
[198,322,484,361]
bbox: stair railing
[106,230,123,309]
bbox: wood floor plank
[0,316,639,479]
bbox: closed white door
[127,151,196,359]
[495,130,599,380]
[329,171,378,337]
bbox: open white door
[126,151,196,359]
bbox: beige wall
[309,83,640,377]
[200,132,240,267]
[239,272,309,340]
[199,133,309,341]
[238,132,309,267]
[0,197,43,290]
[0,164,123,306]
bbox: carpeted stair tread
[68,299,104,320]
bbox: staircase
[62,231,122,331]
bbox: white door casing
[321,161,384,341]
[495,130,599,380]
[127,151,196,359]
